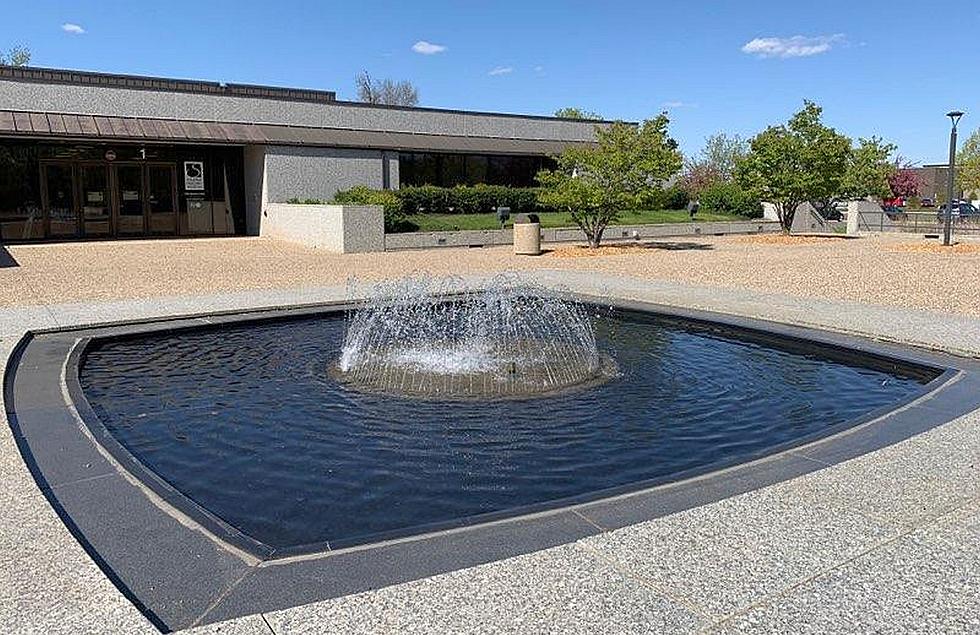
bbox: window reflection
[399,152,552,187]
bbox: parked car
[882,204,906,220]
[937,201,980,220]
[882,196,905,208]
[920,197,935,207]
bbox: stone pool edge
[6,290,980,631]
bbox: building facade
[0,65,601,242]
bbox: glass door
[114,164,145,236]
[147,164,177,235]
[80,164,111,237]
[42,162,79,238]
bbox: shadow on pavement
[0,244,19,268]
[640,241,714,251]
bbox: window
[0,143,43,240]
[398,152,552,188]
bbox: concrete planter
[260,203,385,253]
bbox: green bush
[396,185,549,215]
[660,185,690,210]
[331,185,407,231]
[286,197,327,204]
[699,182,763,218]
[291,185,556,230]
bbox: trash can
[513,215,541,255]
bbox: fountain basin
[71,300,940,553]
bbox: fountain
[332,274,617,399]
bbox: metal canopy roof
[0,110,586,155]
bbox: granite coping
[2,271,980,633]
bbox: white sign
[183,161,205,191]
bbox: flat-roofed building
[0,65,601,242]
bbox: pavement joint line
[188,568,254,630]
[574,539,715,622]
[46,470,116,492]
[569,508,607,532]
[704,485,980,631]
[259,613,276,635]
[785,449,833,468]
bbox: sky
[2,0,978,164]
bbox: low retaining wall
[260,203,385,253]
[383,219,780,251]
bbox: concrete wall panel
[0,80,598,142]
[264,146,384,202]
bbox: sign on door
[183,161,205,191]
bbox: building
[913,164,952,202]
[0,65,602,242]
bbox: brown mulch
[736,234,852,245]
[885,242,980,254]
[548,241,713,258]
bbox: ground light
[944,110,965,246]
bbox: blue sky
[2,0,977,163]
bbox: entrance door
[42,162,79,238]
[79,164,111,237]
[114,164,145,236]
[147,164,177,235]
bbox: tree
[554,107,602,120]
[841,136,896,199]
[354,72,418,106]
[957,129,980,199]
[0,45,30,66]
[679,162,722,198]
[699,133,748,181]
[537,116,683,248]
[888,157,922,199]
[680,133,748,197]
[736,101,851,232]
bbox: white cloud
[488,66,513,76]
[412,40,446,55]
[741,34,844,58]
[662,100,686,108]
[61,23,85,35]
[533,65,544,73]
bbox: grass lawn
[398,209,749,232]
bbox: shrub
[331,185,406,231]
[286,197,327,204]
[293,185,556,229]
[699,182,763,218]
[396,185,549,215]
[660,185,690,210]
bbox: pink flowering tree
[888,160,922,199]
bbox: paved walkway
[1,271,980,633]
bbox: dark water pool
[78,308,935,552]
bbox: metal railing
[856,210,980,235]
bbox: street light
[944,110,964,246]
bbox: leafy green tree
[736,101,851,231]
[841,136,897,200]
[537,116,683,247]
[554,107,602,120]
[957,129,980,199]
[0,45,30,66]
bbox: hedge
[699,182,763,218]
[394,185,549,215]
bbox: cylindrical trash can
[514,221,541,255]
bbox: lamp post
[944,110,964,246]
